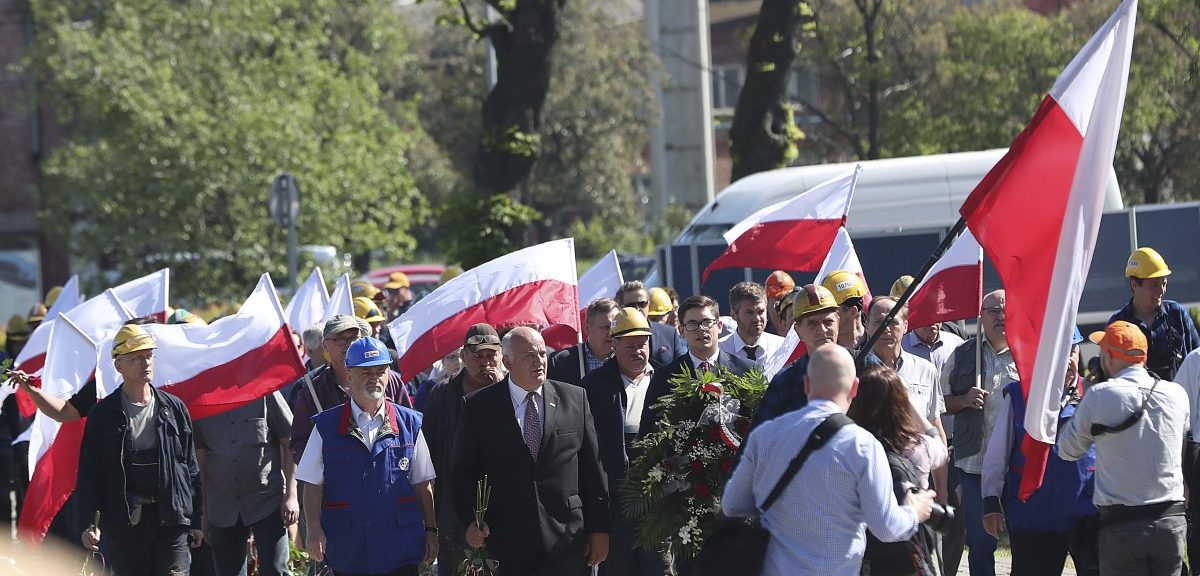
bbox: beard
[365,388,385,401]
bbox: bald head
[805,345,858,405]
[502,326,548,391]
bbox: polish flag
[285,267,330,335]
[578,249,624,310]
[388,238,580,379]
[18,269,170,543]
[762,227,868,378]
[2,276,83,416]
[905,230,983,329]
[702,167,859,283]
[958,0,1136,499]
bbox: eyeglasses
[682,319,719,332]
[628,300,650,309]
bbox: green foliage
[413,0,658,255]
[437,192,540,269]
[30,0,429,302]
[622,367,768,559]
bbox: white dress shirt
[689,351,720,372]
[720,330,785,365]
[295,400,434,486]
[508,379,545,435]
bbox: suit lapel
[539,381,560,462]
[494,378,532,462]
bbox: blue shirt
[723,400,919,576]
[1110,299,1200,381]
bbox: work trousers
[208,509,291,576]
[105,506,191,576]
[1099,514,1186,576]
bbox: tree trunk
[729,1,810,182]
[473,0,565,197]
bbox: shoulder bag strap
[760,412,853,512]
[1091,378,1161,436]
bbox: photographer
[723,346,935,576]
[847,365,947,576]
[980,328,1099,576]
[1058,321,1189,575]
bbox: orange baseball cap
[765,270,796,299]
[1088,320,1148,363]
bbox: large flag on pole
[958,0,1136,499]
[762,227,868,378]
[388,238,580,380]
[19,269,170,543]
[906,230,984,329]
[3,275,82,416]
[702,167,860,283]
[285,267,330,334]
[578,249,624,310]
[322,273,354,322]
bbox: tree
[415,0,657,266]
[30,0,428,303]
[728,1,813,181]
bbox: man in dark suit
[580,307,669,576]
[548,299,620,386]
[615,281,687,366]
[639,295,757,438]
[452,326,610,575]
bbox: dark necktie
[523,392,542,460]
[743,345,758,361]
[698,361,711,373]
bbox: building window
[711,65,744,109]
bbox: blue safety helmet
[1071,326,1084,346]
[345,336,393,368]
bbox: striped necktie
[523,391,542,460]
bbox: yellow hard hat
[6,314,30,341]
[791,284,839,322]
[890,275,915,298]
[26,303,48,324]
[647,287,673,316]
[351,280,381,300]
[776,291,797,323]
[384,271,410,290]
[112,324,157,358]
[821,270,867,305]
[1126,247,1171,279]
[45,286,64,308]
[610,307,653,338]
[353,296,385,323]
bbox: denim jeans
[959,471,996,576]
[208,509,291,576]
[1099,513,1186,576]
[106,506,191,576]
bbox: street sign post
[269,173,302,289]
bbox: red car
[361,264,445,302]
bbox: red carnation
[695,483,711,498]
[690,461,704,475]
[708,427,721,441]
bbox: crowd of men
[3,246,1200,576]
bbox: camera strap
[1091,377,1161,437]
[760,413,852,512]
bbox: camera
[899,481,956,533]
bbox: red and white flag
[763,227,869,377]
[323,273,354,322]
[285,267,330,335]
[2,275,83,416]
[702,167,859,283]
[388,238,580,379]
[906,230,983,329]
[958,0,1136,499]
[19,269,170,543]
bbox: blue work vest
[1004,381,1098,532]
[313,401,425,573]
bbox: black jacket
[76,386,202,533]
[579,357,662,493]
[451,378,610,567]
[649,322,687,367]
[547,343,596,386]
